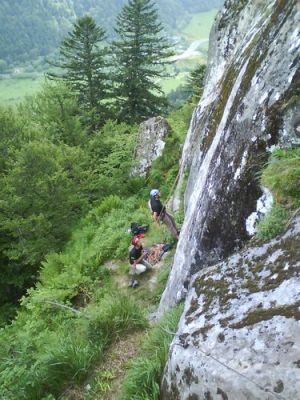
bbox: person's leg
[141,259,152,270]
[162,212,179,240]
[128,264,139,287]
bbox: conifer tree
[112,0,173,123]
[48,15,110,129]
[185,64,207,99]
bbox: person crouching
[128,237,151,287]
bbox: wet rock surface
[132,116,170,176]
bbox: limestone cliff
[159,0,300,398]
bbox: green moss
[186,296,199,317]
[219,315,234,327]
[241,279,260,293]
[193,276,237,316]
[273,380,284,393]
[229,302,300,329]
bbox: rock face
[158,0,300,399]
[132,116,170,176]
[159,0,300,312]
[161,215,300,400]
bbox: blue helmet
[150,189,160,197]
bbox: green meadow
[0,75,45,106]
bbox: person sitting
[148,189,180,240]
[128,237,151,287]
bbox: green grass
[256,147,300,240]
[261,147,300,207]
[120,304,183,400]
[256,203,289,240]
[160,72,188,94]
[0,75,44,106]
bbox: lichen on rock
[161,215,300,399]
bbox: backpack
[130,222,149,235]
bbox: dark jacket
[150,197,165,216]
[129,246,143,264]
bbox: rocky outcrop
[158,0,300,399]
[132,116,170,176]
[159,0,300,312]
[161,214,300,400]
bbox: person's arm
[135,252,146,263]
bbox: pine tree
[185,64,207,99]
[48,15,110,129]
[112,0,174,123]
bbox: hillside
[0,0,223,66]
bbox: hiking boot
[132,280,139,288]
[128,279,134,287]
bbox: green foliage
[84,120,142,201]
[0,192,149,400]
[0,134,89,306]
[1,140,87,265]
[0,267,146,399]
[261,147,300,207]
[151,261,172,304]
[19,81,85,146]
[256,147,300,240]
[88,292,148,343]
[256,203,289,240]
[0,106,25,172]
[112,0,174,123]
[121,305,183,400]
[0,90,142,308]
[185,64,207,99]
[48,15,111,129]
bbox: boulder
[161,214,300,400]
[132,116,170,176]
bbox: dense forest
[0,0,223,66]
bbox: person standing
[128,237,151,287]
[149,189,179,240]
